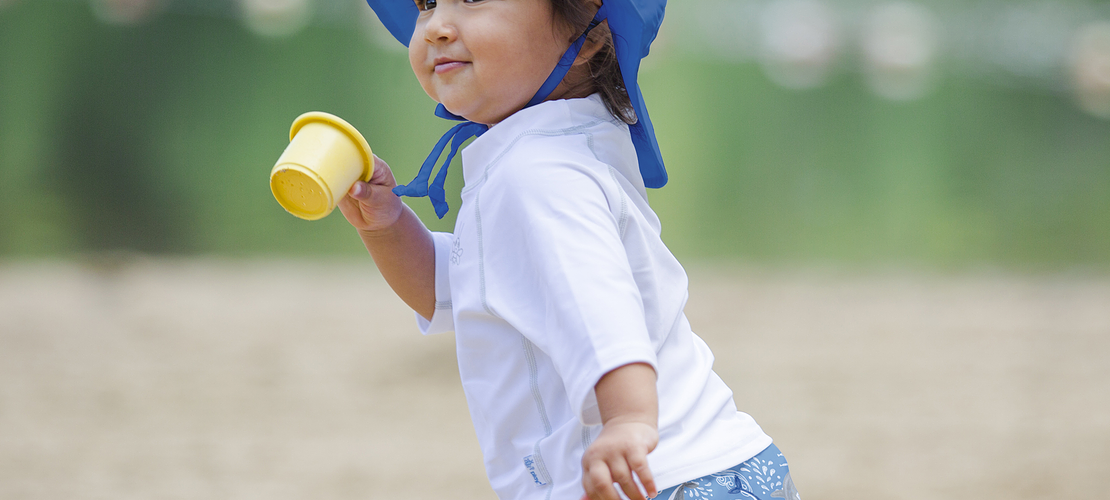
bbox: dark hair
[549,0,636,124]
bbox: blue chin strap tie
[390,106,487,219]
[392,10,606,219]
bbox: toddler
[339,0,801,499]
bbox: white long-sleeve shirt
[416,94,771,500]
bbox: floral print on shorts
[653,444,800,500]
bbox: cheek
[407,40,422,76]
[491,31,560,77]
[408,42,435,97]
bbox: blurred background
[2,0,1109,264]
[1,0,1108,499]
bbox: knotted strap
[392,10,606,218]
[391,105,487,218]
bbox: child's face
[408,0,573,125]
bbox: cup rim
[289,111,374,183]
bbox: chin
[445,106,495,126]
[438,98,517,126]
[437,99,474,119]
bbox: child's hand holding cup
[269,111,374,220]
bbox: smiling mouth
[434,60,469,74]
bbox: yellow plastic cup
[269,112,374,220]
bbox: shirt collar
[460,94,612,187]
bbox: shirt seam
[474,188,494,317]
[523,335,555,491]
[607,166,630,238]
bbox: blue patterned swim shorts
[652,444,800,500]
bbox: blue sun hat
[367,0,668,218]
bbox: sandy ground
[0,258,1107,500]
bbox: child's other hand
[337,155,405,233]
[580,420,659,500]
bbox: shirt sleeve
[415,230,455,335]
[477,153,658,425]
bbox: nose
[423,6,458,44]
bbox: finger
[338,180,381,228]
[608,458,645,500]
[337,185,362,215]
[583,462,620,500]
[368,155,397,187]
[629,455,656,498]
[348,181,371,200]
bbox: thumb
[348,181,372,200]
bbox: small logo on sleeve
[523,455,548,486]
[451,237,464,265]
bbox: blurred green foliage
[1,0,1108,267]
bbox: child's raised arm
[337,155,437,320]
[581,362,659,500]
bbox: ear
[573,18,608,66]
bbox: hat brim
[367,0,418,47]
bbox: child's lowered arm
[338,156,437,320]
[581,362,659,500]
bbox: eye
[415,0,436,10]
